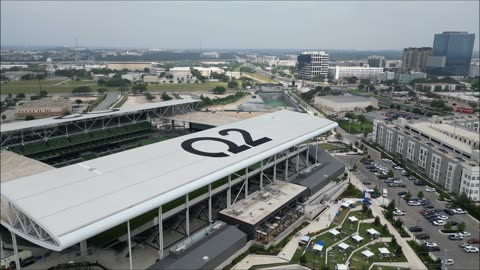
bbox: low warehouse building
[315,95,377,113]
[15,99,72,119]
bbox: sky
[1,1,479,51]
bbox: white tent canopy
[1,110,338,251]
[300,235,310,244]
[336,264,349,270]
[338,242,349,250]
[313,243,324,252]
[367,228,381,235]
[362,250,374,258]
[378,247,390,254]
[352,234,364,242]
[329,229,341,236]
[348,216,359,222]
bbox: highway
[93,92,120,111]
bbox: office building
[328,66,384,80]
[401,47,432,73]
[395,72,427,84]
[428,31,475,76]
[297,51,329,80]
[367,55,385,68]
[373,116,480,200]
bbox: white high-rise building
[328,66,384,80]
[297,51,329,80]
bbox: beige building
[401,47,432,73]
[107,62,152,71]
[315,95,378,113]
[16,99,72,119]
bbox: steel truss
[1,102,198,148]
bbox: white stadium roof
[0,98,198,133]
[0,110,337,251]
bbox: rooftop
[219,181,307,225]
[17,99,70,108]
[0,151,54,183]
[0,110,337,251]
[315,95,375,103]
[436,92,479,102]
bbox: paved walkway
[368,262,411,270]
[231,255,288,270]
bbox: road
[93,92,120,111]
[335,146,480,270]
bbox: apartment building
[373,116,480,200]
[328,66,384,80]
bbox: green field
[244,72,276,83]
[0,81,228,95]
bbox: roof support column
[306,140,310,167]
[158,206,164,260]
[315,138,319,164]
[11,232,20,270]
[80,240,88,257]
[0,233,3,259]
[127,220,133,270]
[208,184,212,223]
[273,154,277,182]
[260,160,264,190]
[285,148,289,181]
[296,145,300,173]
[185,194,190,236]
[227,175,232,209]
[245,168,249,198]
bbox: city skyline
[1,1,479,50]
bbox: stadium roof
[0,110,337,251]
[0,99,199,133]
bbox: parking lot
[335,146,480,270]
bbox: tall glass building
[430,31,475,76]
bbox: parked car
[424,241,438,247]
[427,246,441,252]
[444,209,455,216]
[433,220,446,226]
[436,215,449,220]
[408,176,417,181]
[416,233,430,240]
[401,170,409,176]
[393,165,403,170]
[457,231,471,237]
[464,246,480,253]
[442,259,454,266]
[362,181,372,185]
[446,220,458,226]
[414,180,426,186]
[377,174,388,179]
[394,210,406,216]
[448,234,463,240]
[408,201,421,206]
[453,208,467,214]
[467,238,480,244]
[459,242,469,248]
[398,191,407,196]
[381,158,392,163]
[425,186,436,192]
[409,226,423,232]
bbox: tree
[358,84,365,90]
[72,86,92,95]
[374,216,380,226]
[396,104,401,110]
[444,222,452,230]
[382,223,388,233]
[468,101,478,109]
[16,93,26,99]
[417,191,424,199]
[40,90,48,97]
[75,99,83,105]
[25,115,35,121]
[97,88,108,94]
[212,86,226,94]
[365,105,374,112]
[161,92,172,101]
[145,92,156,101]
[391,237,398,247]
[132,83,148,93]
[227,80,238,89]
[387,170,394,177]
[335,133,343,140]
[389,104,395,109]
[1,115,6,121]
[394,246,403,257]
[404,192,412,201]
[457,222,466,232]
[362,202,368,213]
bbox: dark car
[369,168,379,172]
[409,226,423,232]
[423,204,434,209]
[366,165,376,169]
[467,238,480,244]
[427,246,441,252]
[444,209,454,216]
[377,175,388,179]
[447,220,458,226]
[362,181,372,185]
[415,180,426,186]
[398,191,407,196]
[416,233,430,240]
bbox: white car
[442,259,454,266]
[425,186,436,192]
[464,246,479,253]
[433,220,446,226]
[457,231,471,237]
[453,208,467,214]
[394,210,406,216]
[393,165,403,170]
[382,158,392,163]
[424,241,438,247]
[408,201,421,206]
[436,215,449,220]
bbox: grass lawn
[349,242,407,270]
[338,119,373,135]
[1,81,228,94]
[244,72,276,83]
[358,222,392,240]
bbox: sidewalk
[231,255,288,270]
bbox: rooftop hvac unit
[233,208,245,215]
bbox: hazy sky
[1,1,479,50]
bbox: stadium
[0,100,341,270]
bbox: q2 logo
[181,128,272,158]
